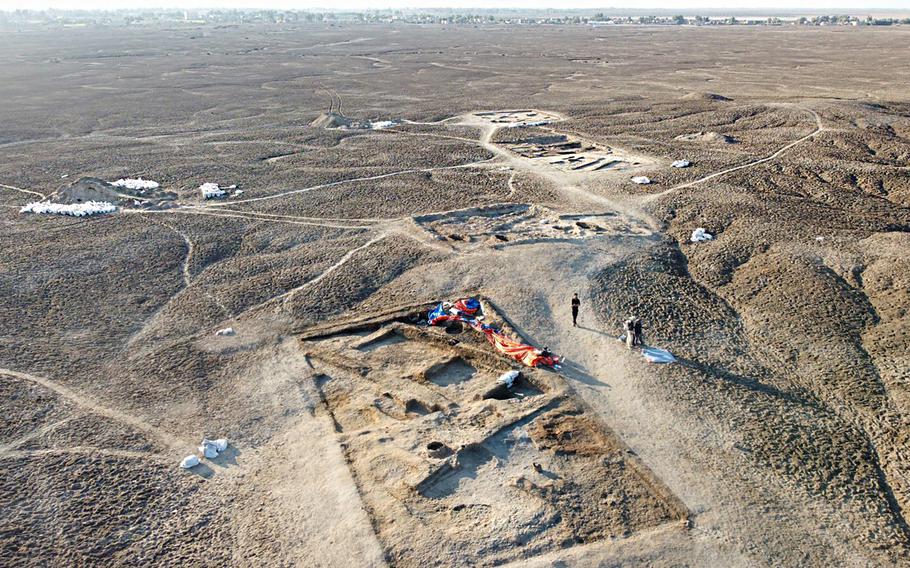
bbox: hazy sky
[1,0,905,10]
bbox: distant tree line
[1,9,908,28]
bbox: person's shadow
[558,358,609,387]
[576,324,618,340]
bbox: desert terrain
[1,21,909,566]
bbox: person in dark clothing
[624,317,635,349]
[571,293,580,327]
[633,317,644,347]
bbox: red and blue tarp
[427,298,559,368]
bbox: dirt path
[206,232,391,330]
[649,106,825,201]
[396,229,876,564]
[195,157,495,209]
[126,207,376,230]
[2,447,170,461]
[155,220,194,288]
[0,416,76,455]
[0,182,46,200]
[153,219,232,317]
[0,368,191,455]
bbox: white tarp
[200,183,226,199]
[631,176,651,185]
[671,160,691,168]
[642,347,676,364]
[112,178,159,190]
[20,201,117,217]
[691,227,714,242]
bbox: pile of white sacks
[180,437,229,469]
[112,178,160,191]
[691,227,714,243]
[20,201,117,217]
[200,182,226,199]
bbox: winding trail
[156,220,194,289]
[0,416,76,455]
[0,368,190,455]
[650,107,825,201]
[2,447,169,461]
[284,232,389,298]
[126,207,376,230]
[197,158,495,209]
[0,182,45,200]
[216,232,391,326]
[153,219,232,317]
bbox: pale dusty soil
[1,22,909,567]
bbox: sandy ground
[1,22,910,566]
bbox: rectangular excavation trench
[300,306,688,567]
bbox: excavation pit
[300,302,687,567]
[426,441,453,459]
[426,358,476,387]
[414,203,650,249]
[473,109,562,127]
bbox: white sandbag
[671,160,691,168]
[497,370,520,388]
[690,228,713,242]
[21,200,116,217]
[180,455,200,469]
[199,440,219,459]
[631,176,651,184]
[642,347,676,364]
[370,120,399,130]
[212,439,228,453]
[200,183,226,199]
[112,178,159,190]
[215,327,235,336]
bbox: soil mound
[55,177,122,204]
[310,112,352,129]
[675,131,738,144]
[681,92,733,102]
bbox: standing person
[571,293,580,327]
[633,317,644,347]
[624,317,635,350]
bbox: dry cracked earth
[1,22,909,567]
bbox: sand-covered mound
[309,112,352,129]
[675,131,739,143]
[680,92,733,102]
[54,177,122,204]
